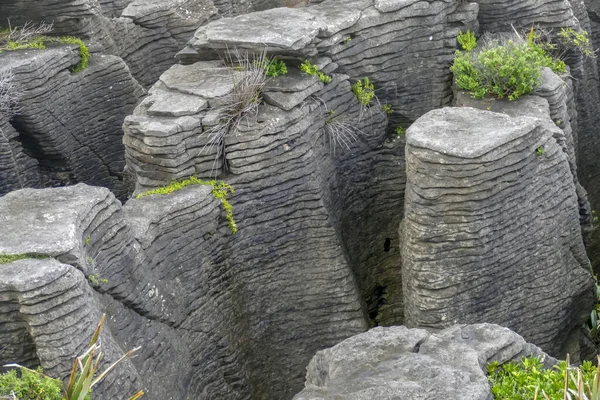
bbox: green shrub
[451,37,563,100]
[395,126,406,135]
[299,60,332,84]
[381,104,393,115]
[0,367,63,399]
[488,355,600,399]
[351,77,375,106]
[264,58,288,78]
[558,27,596,59]
[137,177,238,234]
[457,29,477,52]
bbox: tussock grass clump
[202,48,269,177]
[0,69,21,119]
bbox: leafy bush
[299,60,332,84]
[381,104,393,115]
[488,355,600,399]
[558,28,596,59]
[451,31,565,100]
[351,77,375,106]
[0,367,62,399]
[0,22,89,72]
[264,59,287,78]
[395,126,405,135]
[137,176,238,234]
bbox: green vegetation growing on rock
[299,60,332,84]
[0,367,63,399]
[352,77,375,107]
[451,29,567,101]
[381,104,393,115]
[395,126,406,136]
[0,22,89,72]
[488,355,600,399]
[137,176,238,234]
[0,253,48,264]
[264,59,288,78]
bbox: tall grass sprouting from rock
[1,314,144,400]
[0,69,21,119]
[202,48,268,176]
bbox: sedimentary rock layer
[0,46,142,197]
[401,107,595,355]
[293,323,555,400]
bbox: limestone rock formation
[0,46,143,198]
[0,0,219,87]
[294,323,554,400]
[401,106,595,355]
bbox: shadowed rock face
[401,107,595,355]
[293,323,555,400]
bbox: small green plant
[352,77,375,107]
[84,235,91,246]
[536,146,546,156]
[593,209,599,226]
[395,126,406,136]
[555,119,562,126]
[457,29,477,52]
[299,60,332,84]
[488,355,600,399]
[0,253,48,264]
[0,22,89,72]
[381,104,393,115]
[88,274,108,285]
[263,58,288,78]
[342,36,352,44]
[137,177,238,234]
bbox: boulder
[401,107,595,355]
[294,323,555,400]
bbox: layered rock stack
[401,107,595,355]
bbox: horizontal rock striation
[0,0,218,87]
[181,0,479,123]
[0,46,143,197]
[294,323,555,400]
[401,107,595,355]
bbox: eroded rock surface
[0,47,143,197]
[294,323,554,400]
[401,107,595,355]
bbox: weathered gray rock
[294,323,555,400]
[0,47,142,198]
[0,118,39,195]
[0,0,218,87]
[401,107,595,355]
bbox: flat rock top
[0,258,72,292]
[407,107,540,158]
[0,184,111,256]
[193,8,322,50]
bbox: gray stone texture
[0,0,219,87]
[401,107,595,355]
[294,323,556,400]
[0,47,143,198]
